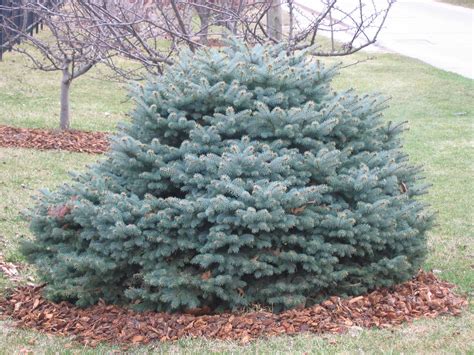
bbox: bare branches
[0,1,109,78]
[1,0,394,80]
[0,0,114,129]
[291,0,394,56]
[170,0,196,50]
[0,0,394,129]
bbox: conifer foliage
[23,41,434,312]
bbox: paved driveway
[295,0,474,79]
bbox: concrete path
[295,0,474,79]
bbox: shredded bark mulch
[0,125,109,154]
[0,272,467,346]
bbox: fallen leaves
[47,204,71,218]
[131,335,145,343]
[290,200,317,214]
[200,270,211,280]
[290,206,306,214]
[0,259,21,281]
[399,182,408,194]
[0,272,467,347]
[0,125,109,154]
[0,254,30,284]
[32,299,40,310]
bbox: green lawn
[0,50,473,353]
[0,54,130,132]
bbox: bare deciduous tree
[0,0,394,128]
[0,0,111,129]
[78,0,393,79]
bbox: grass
[0,148,98,263]
[0,49,473,353]
[436,0,474,8]
[0,54,130,132]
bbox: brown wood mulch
[0,272,467,347]
[0,125,109,154]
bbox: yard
[0,49,473,353]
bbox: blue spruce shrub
[22,41,434,312]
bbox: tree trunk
[267,0,283,41]
[60,69,71,130]
[197,8,210,45]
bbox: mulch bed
[0,125,109,154]
[0,272,467,347]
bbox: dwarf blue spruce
[23,40,434,312]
